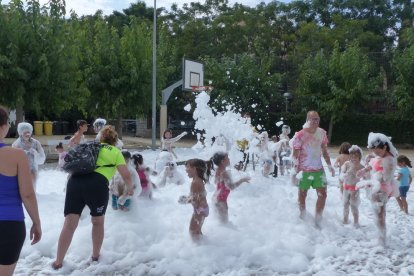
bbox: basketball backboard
[182,59,204,91]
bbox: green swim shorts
[298,171,327,190]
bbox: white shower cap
[17,122,33,135]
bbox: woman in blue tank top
[0,107,42,276]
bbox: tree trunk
[327,115,334,144]
[16,106,24,123]
[116,117,123,139]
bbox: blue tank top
[0,143,24,221]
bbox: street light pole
[283,92,292,113]
[151,0,157,150]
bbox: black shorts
[64,172,109,217]
[0,221,26,265]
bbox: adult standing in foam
[93,118,124,149]
[291,111,335,227]
[12,122,46,190]
[68,119,89,147]
[0,106,42,276]
[52,126,134,269]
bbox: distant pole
[151,0,157,150]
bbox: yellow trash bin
[44,121,53,136]
[33,121,43,136]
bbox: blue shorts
[399,186,410,198]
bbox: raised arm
[222,170,250,190]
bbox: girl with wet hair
[132,153,157,199]
[179,158,211,241]
[211,152,250,224]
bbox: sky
[2,0,291,16]
[12,90,414,275]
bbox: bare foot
[51,262,62,270]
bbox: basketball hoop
[191,85,214,93]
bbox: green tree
[297,42,379,140]
[393,44,414,116]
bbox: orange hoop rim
[191,85,214,92]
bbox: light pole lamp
[151,0,157,150]
[283,92,292,112]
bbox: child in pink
[211,152,250,224]
[357,132,399,245]
[132,153,157,199]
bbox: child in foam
[395,155,412,214]
[93,118,124,149]
[161,129,187,159]
[256,131,275,177]
[132,153,157,199]
[357,132,399,245]
[211,152,250,224]
[55,142,67,170]
[12,122,46,190]
[340,145,364,227]
[279,124,291,141]
[334,142,351,194]
[178,158,211,241]
[110,150,141,211]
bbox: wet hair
[121,150,131,161]
[77,120,88,129]
[185,158,211,183]
[367,139,390,153]
[99,125,118,145]
[397,155,412,168]
[0,106,8,126]
[55,142,64,150]
[132,153,143,166]
[211,151,227,167]
[339,142,351,154]
[163,129,172,139]
[349,149,362,160]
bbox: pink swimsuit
[138,168,148,189]
[215,171,230,201]
[372,158,393,195]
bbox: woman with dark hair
[52,125,133,269]
[0,106,41,276]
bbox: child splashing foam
[211,152,250,224]
[357,132,399,246]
